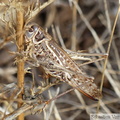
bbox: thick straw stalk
[16,7,24,120]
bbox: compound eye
[25,25,38,38]
[31,25,38,32]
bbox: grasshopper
[25,23,101,101]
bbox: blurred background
[0,0,120,120]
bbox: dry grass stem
[16,4,24,120]
[71,0,78,51]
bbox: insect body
[25,23,101,101]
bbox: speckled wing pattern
[25,23,101,101]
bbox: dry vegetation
[0,0,120,120]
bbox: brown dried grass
[0,0,120,120]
